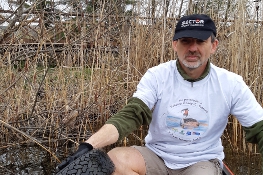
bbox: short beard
[181,59,203,70]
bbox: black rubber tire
[56,149,115,175]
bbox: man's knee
[108,147,137,166]
[107,147,146,175]
[107,147,124,164]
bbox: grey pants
[133,146,222,175]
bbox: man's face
[172,37,218,69]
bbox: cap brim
[173,30,212,41]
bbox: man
[57,14,263,175]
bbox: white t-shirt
[133,60,263,169]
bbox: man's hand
[57,142,93,171]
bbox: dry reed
[0,0,262,173]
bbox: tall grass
[0,0,262,173]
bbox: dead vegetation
[0,0,262,174]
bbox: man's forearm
[85,124,119,149]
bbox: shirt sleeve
[230,77,263,127]
[132,68,161,110]
[243,120,263,170]
[105,97,152,141]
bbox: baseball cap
[173,14,217,41]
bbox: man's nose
[188,41,198,51]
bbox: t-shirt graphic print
[166,98,209,141]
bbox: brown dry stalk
[0,1,262,173]
[0,119,60,162]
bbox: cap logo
[181,19,205,28]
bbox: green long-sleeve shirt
[105,97,152,141]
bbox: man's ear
[172,40,178,52]
[211,39,219,54]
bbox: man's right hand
[56,142,93,171]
